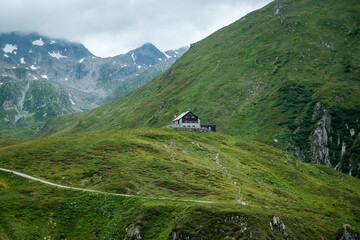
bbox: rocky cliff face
[336,225,360,240]
[310,102,332,166]
[306,102,360,177]
[328,106,360,177]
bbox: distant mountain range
[0,32,188,138]
[39,0,360,177]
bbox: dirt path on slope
[0,167,213,204]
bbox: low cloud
[0,0,273,57]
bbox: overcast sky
[0,0,273,57]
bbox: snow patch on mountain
[32,38,44,46]
[137,65,142,69]
[50,40,56,44]
[20,58,26,64]
[65,78,68,81]
[79,58,85,63]
[41,75,48,79]
[4,54,9,58]
[68,93,75,105]
[131,53,136,61]
[30,64,40,70]
[48,51,67,59]
[163,52,171,59]
[3,44,18,53]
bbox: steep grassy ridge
[0,128,359,239]
[38,0,360,175]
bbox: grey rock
[339,224,360,240]
[312,102,327,121]
[296,148,305,162]
[125,224,142,240]
[158,101,166,112]
[350,128,355,136]
[272,216,280,226]
[270,216,289,238]
[341,141,346,157]
[310,103,332,166]
[172,231,191,240]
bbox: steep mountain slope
[42,0,360,176]
[1,128,360,239]
[0,78,76,139]
[103,54,188,104]
[0,32,188,139]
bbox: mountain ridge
[0,32,188,139]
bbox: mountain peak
[141,42,156,47]
[124,42,166,65]
[133,42,161,54]
[0,31,95,58]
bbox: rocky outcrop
[338,224,360,240]
[158,101,166,112]
[172,231,191,240]
[295,148,305,162]
[125,221,142,240]
[269,216,288,238]
[310,102,332,166]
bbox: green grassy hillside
[1,129,360,238]
[38,0,360,176]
